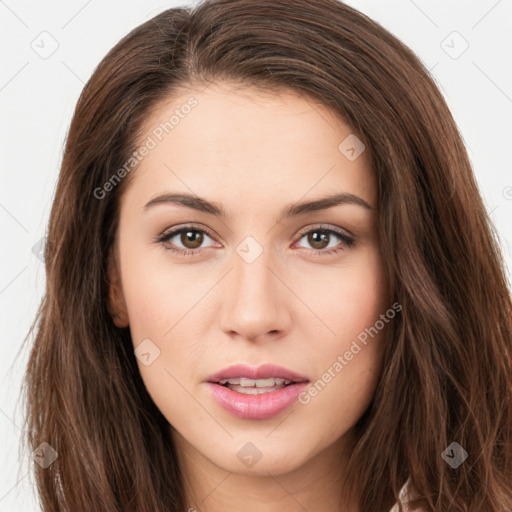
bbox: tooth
[255,378,277,387]
[236,387,267,395]
[229,385,285,395]
[218,377,295,387]
[219,378,241,385]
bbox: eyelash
[155,223,355,257]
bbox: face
[108,81,391,489]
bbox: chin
[202,436,314,476]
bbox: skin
[107,80,392,512]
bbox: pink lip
[205,363,309,383]
[204,364,310,420]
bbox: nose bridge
[219,237,289,340]
[234,244,273,299]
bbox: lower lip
[206,382,309,420]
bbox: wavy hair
[19,0,512,510]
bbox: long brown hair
[19,0,512,510]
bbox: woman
[20,0,512,510]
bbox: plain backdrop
[1,0,511,509]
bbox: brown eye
[157,225,218,255]
[307,230,330,250]
[295,225,355,255]
[180,229,204,249]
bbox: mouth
[206,363,309,392]
[204,364,310,419]
[216,377,297,394]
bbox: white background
[1,0,511,509]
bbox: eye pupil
[308,230,329,249]
[181,230,203,248]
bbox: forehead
[126,81,376,209]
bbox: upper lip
[205,363,309,383]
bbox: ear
[106,248,129,328]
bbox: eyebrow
[143,192,375,219]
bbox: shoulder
[388,478,428,512]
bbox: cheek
[120,265,208,425]
[118,244,211,398]
[294,247,390,433]
[119,242,207,343]
[295,246,390,342]
[297,323,388,446]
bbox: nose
[218,246,292,344]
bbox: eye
[294,225,355,256]
[156,225,218,255]
[156,223,355,257]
